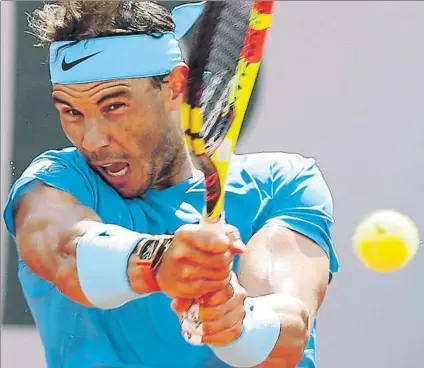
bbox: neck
[152,146,201,190]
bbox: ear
[166,64,188,111]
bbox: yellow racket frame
[182,3,274,221]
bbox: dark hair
[27,1,175,87]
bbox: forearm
[245,260,326,338]
[238,226,328,313]
[16,194,103,305]
[236,226,330,367]
[17,203,162,307]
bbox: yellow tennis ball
[353,210,420,272]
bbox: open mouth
[101,162,129,177]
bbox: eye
[65,109,82,117]
[105,103,126,112]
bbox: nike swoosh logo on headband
[61,51,103,71]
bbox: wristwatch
[135,235,174,292]
[136,235,174,270]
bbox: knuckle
[169,248,182,262]
[237,307,246,322]
[231,322,243,341]
[170,243,190,263]
[174,226,187,239]
[223,251,233,264]
[223,273,232,285]
[220,280,230,292]
[213,277,228,290]
[202,293,218,307]
[234,286,247,303]
[193,280,213,295]
[179,267,192,280]
[211,252,232,270]
[204,236,224,251]
[217,268,232,281]
[216,306,226,320]
[202,321,213,335]
[174,224,196,241]
[207,306,225,321]
[198,308,209,321]
[208,232,230,249]
[224,284,235,300]
[223,315,236,330]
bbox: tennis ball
[353,210,420,272]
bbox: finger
[225,226,245,254]
[176,224,231,254]
[171,298,193,314]
[202,320,244,346]
[177,264,230,282]
[179,275,231,299]
[176,246,234,270]
[198,282,234,306]
[201,306,245,336]
[199,290,242,322]
[229,241,245,255]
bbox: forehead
[51,78,154,97]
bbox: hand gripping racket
[179,0,275,347]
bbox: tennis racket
[182,0,274,226]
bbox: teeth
[102,164,113,168]
[105,165,129,177]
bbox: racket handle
[199,211,226,230]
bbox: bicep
[14,182,101,303]
[252,155,339,282]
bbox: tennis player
[3,2,339,367]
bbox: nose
[82,119,110,153]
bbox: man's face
[52,74,186,198]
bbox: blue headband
[49,2,205,84]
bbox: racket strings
[221,3,269,113]
[186,3,225,108]
[182,0,274,220]
[184,1,265,145]
[199,2,253,145]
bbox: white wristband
[76,224,148,309]
[211,297,281,367]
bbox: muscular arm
[237,225,331,367]
[14,182,151,307]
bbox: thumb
[229,238,246,254]
[225,226,246,254]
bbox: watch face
[139,240,159,261]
